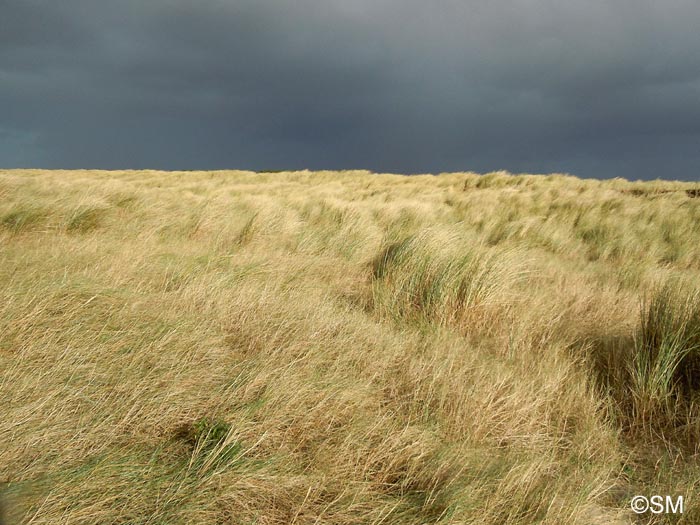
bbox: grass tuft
[234,212,258,246]
[369,231,526,330]
[65,205,107,232]
[1,207,46,233]
[632,283,700,421]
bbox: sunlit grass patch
[2,168,700,525]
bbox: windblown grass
[1,169,699,524]
[369,230,526,331]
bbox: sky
[1,0,699,181]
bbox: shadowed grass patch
[65,205,108,232]
[1,207,47,233]
[632,283,700,422]
[584,281,700,449]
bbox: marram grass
[1,169,700,524]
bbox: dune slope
[1,169,699,524]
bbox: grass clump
[370,231,525,330]
[632,283,700,423]
[234,212,258,246]
[1,207,46,233]
[585,281,700,448]
[65,205,108,232]
[188,418,244,476]
[192,418,232,449]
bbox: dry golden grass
[1,169,699,524]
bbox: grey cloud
[0,0,699,179]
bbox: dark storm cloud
[1,0,699,180]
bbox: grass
[369,231,525,330]
[1,206,46,233]
[1,169,700,524]
[632,284,700,425]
